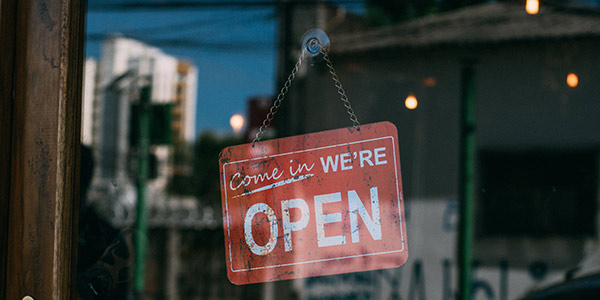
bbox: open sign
[219,122,408,285]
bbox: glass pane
[78,1,600,299]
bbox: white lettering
[281,199,310,252]
[349,187,382,243]
[290,162,315,176]
[314,193,346,247]
[340,153,353,170]
[244,203,278,255]
[230,168,284,191]
[320,155,339,173]
[374,147,388,165]
[359,150,374,168]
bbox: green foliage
[167,140,195,195]
[167,132,243,208]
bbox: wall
[297,198,562,299]
[281,38,600,297]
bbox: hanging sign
[219,121,408,285]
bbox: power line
[106,11,275,36]
[88,0,365,11]
[86,33,276,51]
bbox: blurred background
[80,0,600,299]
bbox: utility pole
[276,0,294,137]
[134,83,151,299]
[458,60,477,300]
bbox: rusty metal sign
[219,122,408,285]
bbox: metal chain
[252,43,361,145]
[252,50,307,145]
[321,49,360,130]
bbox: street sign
[219,121,408,285]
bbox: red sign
[219,121,408,285]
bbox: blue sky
[86,1,367,137]
[86,5,278,136]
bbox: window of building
[477,150,598,237]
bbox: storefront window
[78,1,600,299]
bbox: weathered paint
[219,121,408,285]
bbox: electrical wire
[88,0,366,11]
[102,11,275,36]
[85,33,275,52]
[86,9,277,52]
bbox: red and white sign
[219,122,408,285]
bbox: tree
[168,132,243,208]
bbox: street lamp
[230,114,244,133]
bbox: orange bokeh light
[526,0,539,15]
[567,73,579,88]
[230,114,245,132]
[422,77,437,87]
[405,95,418,110]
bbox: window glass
[80,1,600,299]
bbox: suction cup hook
[301,28,330,66]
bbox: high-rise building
[81,58,97,146]
[174,61,198,143]
[96,35,197,141]
[86,35,198,211]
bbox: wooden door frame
[0,0,86,299]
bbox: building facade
[279,2,600,298]
[82,57,97,146]
[86,36,198,218]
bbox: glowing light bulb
[230,114,244,133]
[526,0,539,15]
[567,73,578,88]
[405,94,418,110]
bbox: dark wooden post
[0,0,19,296]
[0,0,86,299]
